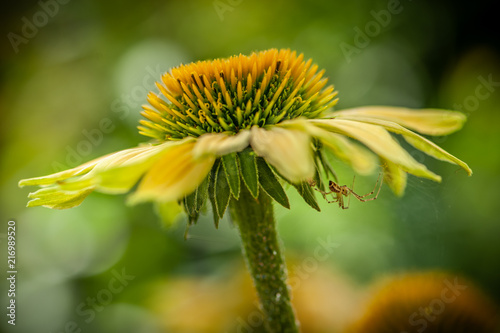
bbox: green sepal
[196,174,210,211]
[184,191,199,225]
[184,191,197,215]
[276,165,321,212]
[256,157,290,209]
[315,143,337,182]
[208,160,220,228]
[238,149,259,198]
[292,182,321,212]
[182,173,211,225]
[221,152,241,199]
[215,161,231,219]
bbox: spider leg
[319,182,342,204]
[313,173,383,208]
[349,173,383,202]
[340,193,350,209]
[312,187,334,201]
[342,185,351,209]
[336,194,345,208]
[324,193,341,204]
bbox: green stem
[230,184,299,333]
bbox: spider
[310,174,383,209]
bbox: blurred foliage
[1,0,499,332]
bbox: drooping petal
[19,144,164,188]
[20,141,193,209]
[300,122,377,175]
[60,141,191,194]
[250,126,315,182]
[154,201,184,228]
[26,186,95,209]
[338,117,472,176]
[95,147,176,193]
[333,106,467,136]
[380,158,407,196]
[192,130,251,159]
[129,141,215,204]
[18,156,106,187]
[310,119,442,182]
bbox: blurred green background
[1,0,499,332]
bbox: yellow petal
[20,141,193,209]
[18,156,105,187]
[129,141,214,204]
[56,142,187,194]
[333,106,467,135]
[18,145,158,188]
[311,119,441,182]
[250,126,314,182]
[26,186,95,209]
[301,122,377,175]
[192,130,251,159]
[339,117,472,176]
[381,158,407,196]
[94,148,169,193]
[154,201,184,228]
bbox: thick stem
[230,185,299,333]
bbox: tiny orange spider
[310,174,383,209]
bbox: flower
[346,271,499,333]
[19,49,471,220]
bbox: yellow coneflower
[347,272,499,333]
[19,49,470,211]
[19,49,473,332]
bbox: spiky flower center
[139,49,338,141]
